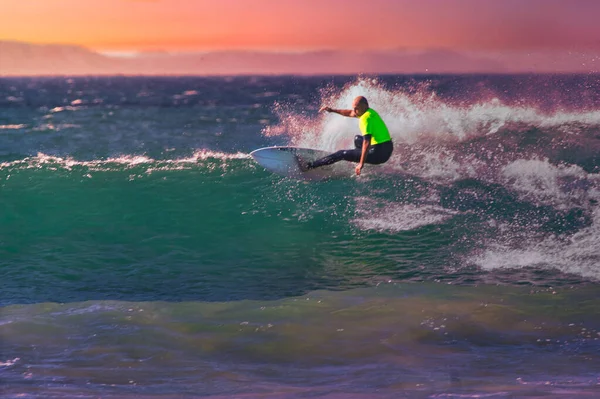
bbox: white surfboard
[250,146,353,180]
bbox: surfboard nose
[250,146,353,181]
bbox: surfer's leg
[307,148,362,169]
[306,141,393,170]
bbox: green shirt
[358,108,391,145]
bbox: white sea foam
[0,124,27,130]
[468,156,600,279]
[473,215,600,280]
[49,303,119,317]
[267,77,600,151]
[31,122,82,131]
[353,198,459,233]
[0,358,19,368]
[500,158,598,210]
[49,105,83,113]
[472,186,600,280]
[0,150,250,172]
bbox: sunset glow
[2,0,599,53]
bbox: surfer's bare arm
[319,106,355,117]
[356,135,370,176]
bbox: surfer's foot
[296,155,312,172]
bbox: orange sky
[2,0,599,54]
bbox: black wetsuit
[308,135,393,169]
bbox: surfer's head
[352,96,369,117]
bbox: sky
[1,0,599,54]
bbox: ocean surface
[1,74,600,398]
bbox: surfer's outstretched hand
[319,106,332,113]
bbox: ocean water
[1,74,600,398]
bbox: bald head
[352,96,369,117]
[354,96,368,107]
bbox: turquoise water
[1,75,599,398]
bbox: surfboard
[250,146,353,180]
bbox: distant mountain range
[1,41,598,76]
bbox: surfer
[300,96,393,175]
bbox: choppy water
[1,75,599,398]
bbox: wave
[0,150,251,173]
[2,76,599,284]
[266,77,600,148]
[262,78,600,281]
[265,77,600,190]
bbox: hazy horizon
[1,40,599,76]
